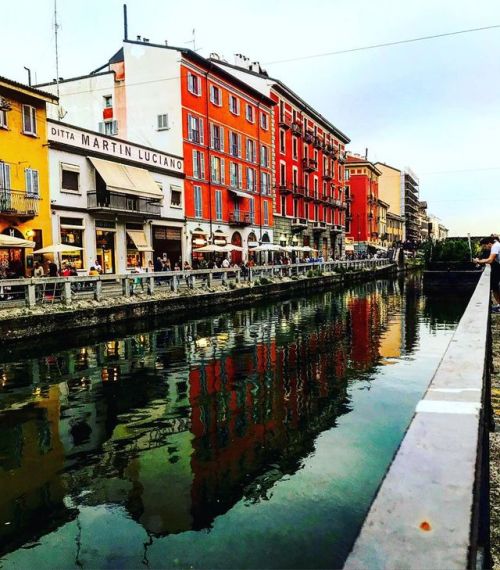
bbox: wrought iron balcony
[279,116,292,129]
[303,130,314,144]
[291,184,306,196]
[323,169,333,180]
[312,136,322,149]
[0,189,40,219]
[87,191,161,217]
[291,122,302,137]
[278,184,292,195]
[330,224,344,233]
[337,151,347,164]
[302,158,317,172]
[228,211,251,226]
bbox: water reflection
[0,275,469,567]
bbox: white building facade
[48,120,184,273]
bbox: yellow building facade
[0,76,57,276]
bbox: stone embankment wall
[0,265,396,343]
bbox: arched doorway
[1,227,26,277]
[231,231,242,264]
[261,232,270,243]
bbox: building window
[0,162,11,190]
[279,129,285,153]
[188,115,204,144]
[249,197,255,223]
[303,117,307,133]
[211,156,225,184]
[260,112,268,130]
[103,95,112,108]
[0,108,7,129]
[230,162,241,188]
[229,131,241,157]
[246,167,255,191]
[280,163,286,185]
[210,85,222,106]
[194,185,202,218]
[261,172,270,195]
[25,168,39,196]
[292,167,298,188]
[192,150,205,179]
[246,104,254,123]
[215,190,223,221]
[61,163,80,192]
[280,195,286,215]
[98,120,118,135]
[170,185,182,208]
[157,114,169,130]
[246,139,255,163]
[210,123,224,151]
[22,105,37,135]
[345,169,350,180]
[263,200,269,226]
[229,95,240,115]
[292,136,298,159]
[187,73,201,96]
[260,145,269,167]
[292,109,297,123]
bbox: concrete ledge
[345,266,491,569]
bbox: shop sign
[48,122,183,173]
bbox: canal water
[0,274,469,569]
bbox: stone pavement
[491,313,500,569]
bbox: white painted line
[416,400,481,415]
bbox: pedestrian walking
[474,236,500,312]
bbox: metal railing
[0,189,40,217]
[87,191,161,217]
[0,259,393,309]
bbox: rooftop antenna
[54,0,60,99]
[123,4,128,40]
[184,28,201,52]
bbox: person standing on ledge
[474,236,500,313]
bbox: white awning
[248,241,259,248]
[127,230,154,252]
[89,157,163,199]
[228,187,249,199]
[193,238,206,245]
[0,234,35,248]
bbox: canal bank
[0,262,396,342]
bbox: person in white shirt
[474,236,500,312]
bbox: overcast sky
[2,0,500,235]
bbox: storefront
[59,217,85,270]
[152,225,182,267]
[0,227,40,277]
[95,224,116,274]
[126,224,153,269]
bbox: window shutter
[25,169,31,194]
[200,153,205,179]
[192,150,198,178]
[112,120,118,135]
[238,134,241,158]
[220,127,224,152]
[199,118,204,145]
[0,164,4,189]
[221,158,225,185]
[32,170,39,195]
[210,124,214,148]
[98,122,105,134]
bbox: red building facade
[181,56,275,264]
[272,87,350,258]
[345,158,381,253]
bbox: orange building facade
[181,57,275,265]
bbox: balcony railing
[278,184,292,195]
[312,136,322,149]
[302,158,317,172]
[291,122,302,137]
[304,130,314,144]
[323,169,333,180]
[0,189,40,218]
[228,211,251,226]
[337,151,347,163]
[87,191,161,217]
[279,116,291,129]
[291,184,305,196]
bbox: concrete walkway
[491,313,500,569]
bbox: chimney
[136,35,141,41]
